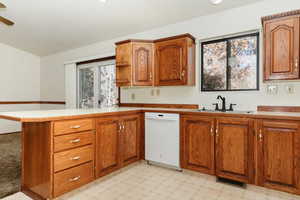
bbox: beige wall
[0,43,41,133]
[40,0,300,111]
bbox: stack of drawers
[52,119,95,197]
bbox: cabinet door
[155,38,187,86]
[181,116,215,175]
[116,43,132,86]
[215,118,254,183]
[116,66,131,87]
[264,16,300,80]
[116,43,132,66]
[132,43,154,86]
[257,120,300,194]
[96,117,121,177]
[120,114,141,167]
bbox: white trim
[199,29,260,43]
[63,52,115,65]
[78,60,116,69]
[65,63,77,109]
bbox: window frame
[76,59,118,109]
[200,32,260,92]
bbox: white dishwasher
[145,112,181,170]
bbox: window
[77,60,118,108]
[201,32,259,91]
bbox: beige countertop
[1,107,300,122]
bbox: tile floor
[3,162,300,200]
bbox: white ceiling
[0,0,262,56]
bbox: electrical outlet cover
[156,89,160,96]
[150,89,155,96]
[131,93,136,100]
[286,85,295,94]
[266,85,278,95]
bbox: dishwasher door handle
[146,118,179,121]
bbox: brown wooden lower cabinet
[121,115,141,167]
[215,118,254,183]
[181,116,254,183]
[53,162,94,197]
[21,113,143,200]
[181,115,215,175]
[257,120,300,194]
[20,112,300,199]
[181,115,300,195]
[96,116,121,177]
[96,114,142,178]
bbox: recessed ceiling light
[99,0,107,3]
[210,0,223,5]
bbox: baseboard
[0,131,21,135]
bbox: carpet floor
[0,132,21,199]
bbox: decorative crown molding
[262,9,300,23]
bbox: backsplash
[120,82,300,111]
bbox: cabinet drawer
[54,131,94,152]
[53,119,94,135]
[53,162,94,197]
[54,145,93,172]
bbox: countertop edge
[2,108,300,122]
[18,109,144,122]
[0,115,22,122]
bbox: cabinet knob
[119,124,122,132]
[181,70,186,78]
[210,126,214,136]
[259,129,263,142]
[215,124,219,143]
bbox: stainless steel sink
[226,110,254,114]
[198,109,254,114]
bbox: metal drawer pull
[69,176,81,182]
[70,125,81,129]
[181,70,186,77]
[70,156,81,161]
[70,139,81,143]
[259,129,263,142]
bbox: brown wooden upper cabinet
[262,10,300,81]
[115,41,154,87]
[155,35,195,86]
[256,119,300,194]
[115,34,196,87]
